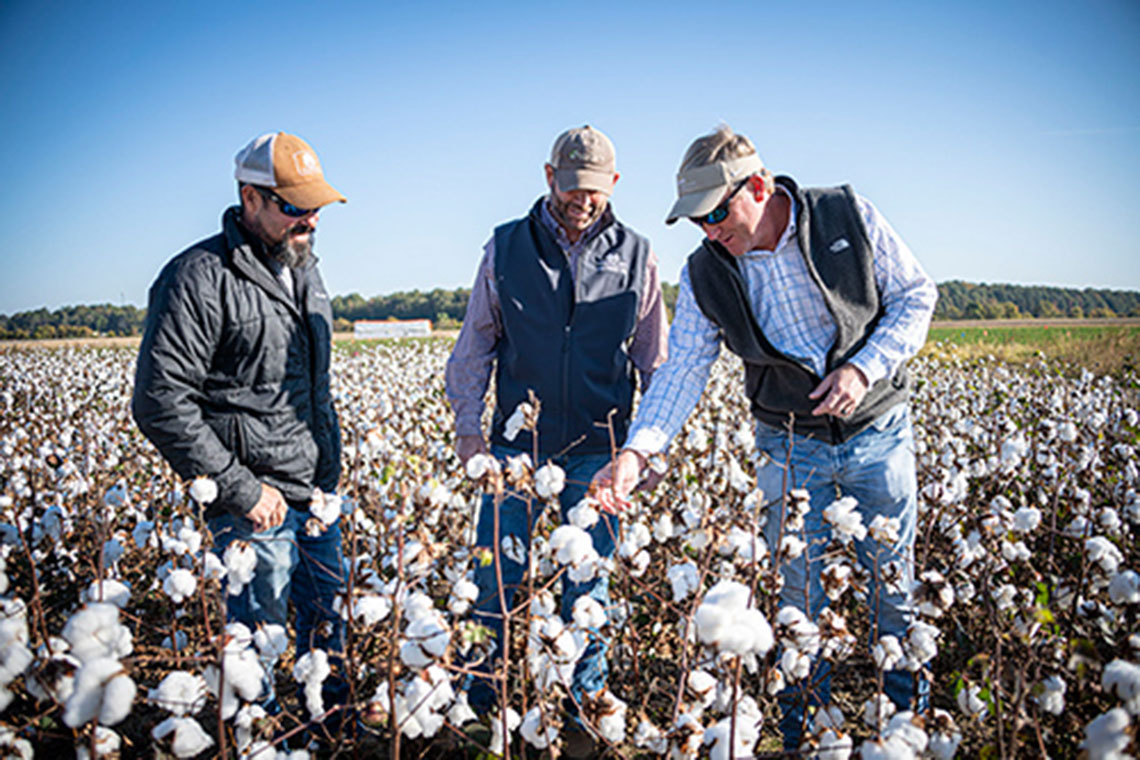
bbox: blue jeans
[466,446,616,714]
[756,404,929,749]
[208,507,348,714]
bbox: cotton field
[0,340,1137,759]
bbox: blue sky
[1,0,1137,314]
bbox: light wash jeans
[208,507,348,715]
[466,446,616,714]
[756,404,929,749]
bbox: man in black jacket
[132,131,347,721]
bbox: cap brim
[276,179,347,209]
[554,168,615,194]
[665,186,729,225]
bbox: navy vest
[491,199,649,455]
[688,176,907,443]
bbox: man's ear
[749,174,766,200]
[544,163,556,189]
[240,184,261,211]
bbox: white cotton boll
[310,490,341,526]
[903,621,940,669]
[82,579,132,609]
[653,513,675,543]
[448,578,479,616]
[1036,675,1066,715]
[781,648,811,682]
[823,496,867,544]
[253,624,289,662]
[686,670,717,709]
[550,525,595,567]
[1080,708,1132,759]
[884,711,928,754]
[1012,506,1041,533]
[0,641,32,688]
[465,453,501,481]
[858,733,917,760]
[1103,659,1140,714]
[634,719,667,754]
[693,580,774,657]
[813,705,846,732]
[927,709,962,760]
[957,684,988,719]
[595,690,628,744]
[188,476,218,505]
[727,456,752,493]
[1109,571,1140,605]
[293,649,331,718]
[667,562,700,602]
[448,691,478,727]
[531,589,556,618]
[63,657,136,727]
[812,729,853,760]
[503,401,534,442]
[224,541,258,596]
[148,670,207,716]
[862,694,897,730]
[162,568,197,604]
[776,606,821,655]
[872,636,903,671]
[26,652,80,704]
[519,706,560,749]
[572,596,607,629]
[73,726,119,760]
[780,534,807,560]
[568,499,599,530]
[868,515,901,545]
[1086,537,1125,574]
[704,714,759,760]
[152,716,215,758]
[501,534,527,565]
[347,593,392,625]
[991,584,1017,611]
[489,707,521,756]
[62,603,133,663]
[534,463,566,499]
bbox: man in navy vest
[445,125,667,746]
[596,125,937,751]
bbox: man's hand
[456,434,489,466]
[592,449,660,509]
[247,483,287,532]
[809,363,870,417]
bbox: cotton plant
[152,716,215,758]
[293,649,331,718]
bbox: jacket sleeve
[131,259,262,515]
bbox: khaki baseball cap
[234,132,347,209]
[549,125,617,193]
[665,153,765,225]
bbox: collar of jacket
[221,206,317,320]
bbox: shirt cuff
[625,426,671,455]
[848,349,889,387]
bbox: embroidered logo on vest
[829,238,851,253]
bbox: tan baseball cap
[665,153,765,225]
[549,125,617,193]
[234,132,347,209]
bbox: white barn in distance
[353,319,432,339]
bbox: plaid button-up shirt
[626,189,937,454]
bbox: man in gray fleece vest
[595,125,937,751]
[445,125,667,754]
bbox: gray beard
[269,230,314,269]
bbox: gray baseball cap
[549,125,617,193]
[665,153,765,224]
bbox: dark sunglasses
[256,187,316,218]
[690,180,749,227]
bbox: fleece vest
[490,199,649,455]
[688,176,907,443]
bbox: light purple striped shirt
[626,189,937,454]
[445,199,669,438]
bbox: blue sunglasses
[690,180,749,227]
[256,187,316,218]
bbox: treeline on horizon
[3,281,1139,339]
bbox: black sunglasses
[690,180,749,227]
[256,186,316,218]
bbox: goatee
[270,227,315,269]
